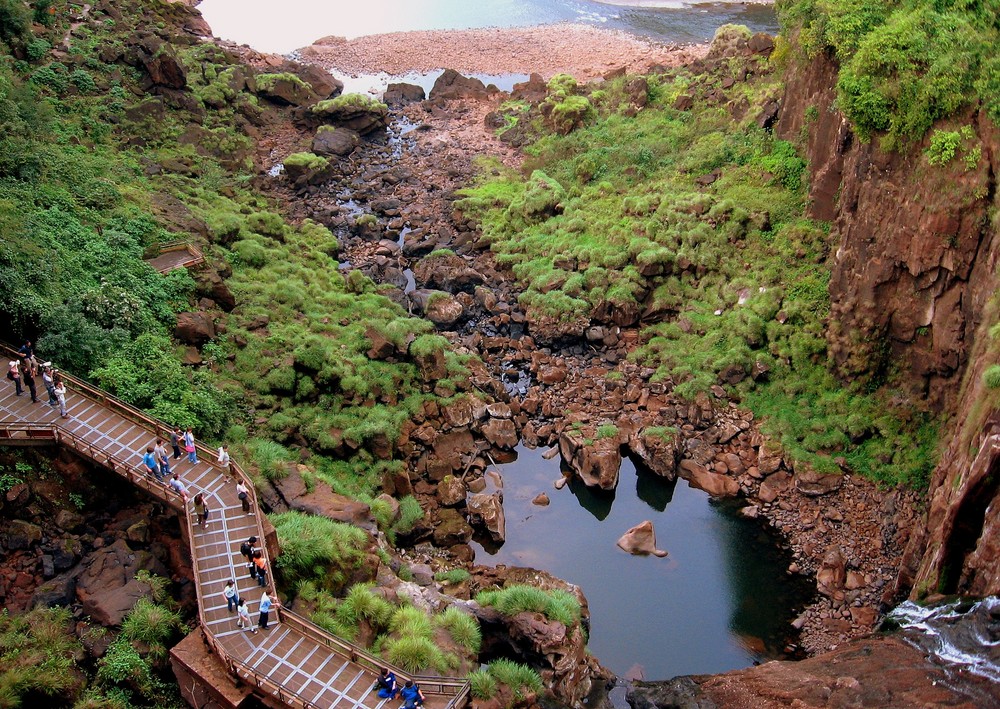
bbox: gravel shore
[297,23,708,81]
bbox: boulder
[429,69,491,101]
[617,520,668,557]
[255,72,318,106]
[410,289,465,327]
[816,546,847,599]
[290,481,376,531]
[283,152,333,186]
[309,94,388,135]
[75,539,168,626]
[467,492,505,543]
[437,475,467,507]
[482,418,518,449]
[758,471,793,503]
[174,311,216,345]
[137,36,186,89]
[30,573,77,609]
[532,493,550,506]
[796,467,844,496]
[410,340,447,382]
[629,428,682,480]
[4,519,42,550]
[678,460,740,497]
[558,430,621,491]
[312,125,360,157]
[384,82,425,105]
[375,493,400,524]
[433,508,474,546]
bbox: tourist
[53,375,68,418]
[253,550,267,587]
[17,340,33,360]
[236,479,252,514]
[21,359,37,403]
[223,580,238,612]
[237,597,255,632]
[193,492,210,527]
[240,536,258,565]
[184,427,198,464]
[153,438,171,478]
[217,443,231,476]
[6,360,22,396]
[41,363,56,406]
[399,680,425,708]
[142,446,162,482]
[258,590,278,630]
[170,427,183,459]
[374,667,398,699]
[169,473,190,503]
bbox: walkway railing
[147,240,206,273]
[0,341,471,709]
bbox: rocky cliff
[776,49,1000,601]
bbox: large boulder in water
[559,429,621,491]
[468,492,505,543]
[429,69,494,101]
[617,520,668,557]
[384,82,425,105]
[629,427,682,480]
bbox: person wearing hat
[6,360,22,396]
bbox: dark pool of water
[472,445,812,680]
[199,0,778,55]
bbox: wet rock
[629,428,682,480]
[617,520,668,557]
[758,471,793,503]
[410,289,465,326]
[75,539,168,626]
[433,508,474,546]
[678,460,740,497]
[384,82,425,105]
[559,430,621,490]
[312,125,360,156]
[309,94,388,135]
[467,492,505,542]
[532,493,550,506]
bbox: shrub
[272,511,370,589]
[0,607,82,706]
[337,583,394,628]
[596,424,618,439]
[436,606,481,653]
[0,0,30,42]
[120,598,184,659]
[384,635,449,673]
[433,568,471,585]
[983,365,1000,390]
[485,658,544,701]
[475,585,581,627]
[393,496,424,535]
[467,669,498,699]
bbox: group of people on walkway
[7,341,68,418]
[223,577,277,634]
[374,668,426,708]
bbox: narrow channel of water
[472,445,812,680]
[199,0,778,55]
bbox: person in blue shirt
[142,446,162,482]
[374,667,398,699]
[399,680,424,708]
[258,591,278,630]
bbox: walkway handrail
[1,341,471,707]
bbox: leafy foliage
[475,585,581,627]
[272,511,370,590]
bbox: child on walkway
[237,597,255,633]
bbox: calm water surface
[199,0,778,54]
[473,446,811,680]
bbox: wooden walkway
[146,241,206,274]
[0,350,469,709]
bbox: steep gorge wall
[776,50,1000,598]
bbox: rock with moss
[283,151,332,186]
[255,72,318,106]
[309,93,388,135]
[410,289,465,327]
[312,125,360,157]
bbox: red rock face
[777,53,999,413]
[777,52,1000,599]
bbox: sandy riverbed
[297,23,709,82]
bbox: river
[198,0,778,54]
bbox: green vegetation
[433,568,471,585]
[779,0,1000,149]
[272,511,370,592]
[475,585,582,627]
[0,607,83,707]
[120,598,185,660]
[435,606,481,653]
[468,659,544,703]
[458,52,938,486]
[311,93,387,114]
[284,151,330,171]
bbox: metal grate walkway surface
[0,360,468,709]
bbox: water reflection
[473,445,812,679]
